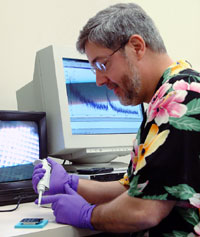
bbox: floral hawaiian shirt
[120,60,200,237]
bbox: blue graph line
[68,85,108,110]
[68,84,139,115]
[106,92,138,115]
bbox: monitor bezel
[0,110,47,206]
[38,45,143,158]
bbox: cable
[0,196,22,212]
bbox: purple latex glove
[32,157,79,195]
[35,184,96,229]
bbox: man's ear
[127,34,146,60]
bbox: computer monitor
[0,111,47,206]
[17,45,143,166]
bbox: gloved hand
[35,184,96,229]
[32,157,79,195]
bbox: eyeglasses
[90,43,126,74]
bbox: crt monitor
[0,111,47,206]
[17,45,143,165]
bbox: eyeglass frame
[90,42,128,74]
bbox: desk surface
[0,202,99,237]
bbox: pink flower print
[151,83,172,105]
[147,83,171,122]
[189,193,200,236]
[194,222,200,236]
[147,83,187,126]
[186,233,197,237]
[137,180,149,192]
[173,80,200,93]
[189,193,200,208]
[131,140,139,171]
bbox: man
[32,3,200,236]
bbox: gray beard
[118,63,141,106]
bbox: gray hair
[76,3,167,54]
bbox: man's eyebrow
[91,56,106,65]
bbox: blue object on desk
[14,219,48,228]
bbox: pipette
[36,159,51,207]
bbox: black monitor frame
[0,110,47,206]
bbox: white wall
[1,0,200,110]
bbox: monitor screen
[63,58,143,135]
[0,111,47,206]
[0,121,39,182]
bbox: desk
[0,202,99,237]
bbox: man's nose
[95,70,108,87]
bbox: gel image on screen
[0,121,39,182]
[63,58,143,135]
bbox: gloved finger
[51,195,66,215]
[32,174,45,192]
[35,195,60,205]
[32,168,46,177]
[32,172,45,183]
[32,177,39,193]
[64,184,76,195]
[51,199,60,213]
[32,172,45,184]
[33,163,43,170]
[46,157,57,166]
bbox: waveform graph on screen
[63,57,143,135]
[67,82,141,117]
[68,82,109,113]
